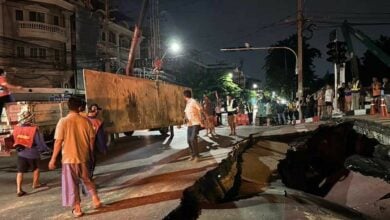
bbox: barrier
[236,114,249,126]
[380,98,388,118]
[370,100,376,115]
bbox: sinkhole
[164,121,390,220]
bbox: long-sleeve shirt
[88,116,108,154]
[18,129,49,159]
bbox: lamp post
[154,41,182,73]
[220,46,298,75]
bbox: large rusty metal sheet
[83,69,187,133]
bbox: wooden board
[83,69,187,133]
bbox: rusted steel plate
[83,69,187,133]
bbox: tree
[263,34,321,99]
[176,58,241,99]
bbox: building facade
[0,0,142,89]
[0,0,75,87]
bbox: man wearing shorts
[13,111,50,197]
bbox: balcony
[17,21,67,42]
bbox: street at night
[0,125,307,219]
[1,0,390,219]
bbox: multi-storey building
[0,0,143,89]
[0,0,75,87]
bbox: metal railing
[17,21,65,35]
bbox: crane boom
[126,0,150,76]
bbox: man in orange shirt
[49,96,101,217]
[0,68,22,119]
[86,103,107,178]
[184,90,202,162]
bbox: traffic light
[326,42,337,63]
[326,41,348,64]
[336,41,347,63]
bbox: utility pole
[104,0,110,72]
[297,0,304,120]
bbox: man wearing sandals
[13,111,50,197]
[49,96,102,217]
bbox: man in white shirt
[325,84,334,117]
[183,90,202,162]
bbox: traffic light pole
[220,46,298,74]
[297,0,304,121]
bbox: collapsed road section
[164,120,390,220]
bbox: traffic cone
[380,97,388,118]
[370,100,376,115]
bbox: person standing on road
[325,84,334,118]
[317,88,325,119]
[202,95,216,136]
[372,77,382,113]
[0,68,22,119]
[276,100,286,125]
[184,90,202,162]
[48,96,101,218]
[13,111,50,197]
[344,82,352,112]
[86,104,108,178]
[351,77,360,110]
[337,83,346,113]
[225,94,238,135]
[214,92,222,126]
[382,77,390,112]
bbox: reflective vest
[226,99,236,112]
[88,117,102,134]
[351,80,360,92]
[0,76,10,97]
[13,125,37,148]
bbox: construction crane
[125,0,150,76]
[341,21,390,78]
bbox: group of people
[183,91,239,162]
[12,96,107,217]
[321,77,390,117]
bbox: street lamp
[220,46,298,75]
[154,41,182,73]
[162,41,182,60]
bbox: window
[15,10,23,21]
[54,49,60,61]
[39,48,46,59]
[53,16,59,26]
[16,47,25,57]
[30,48,38,58]
[29,11,45,23]
[120,39,129,48]
[108,31,116,44]
[101,32,106,41]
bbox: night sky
[120,0,390,82]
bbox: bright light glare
[169,42,181,54]
[228,73,233,78]
[280,99,287,104]
[252,83,258,89]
